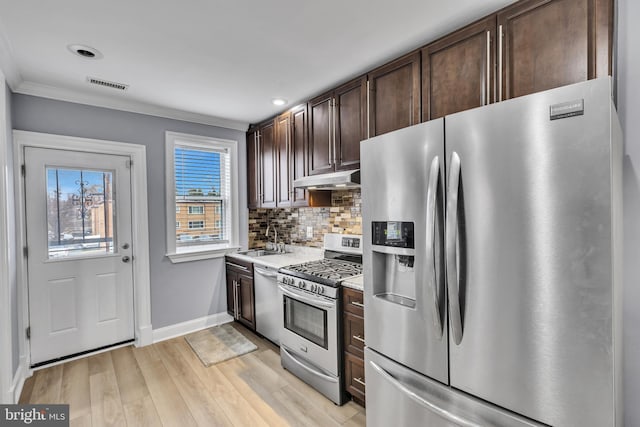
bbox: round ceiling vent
[67,44,103,60]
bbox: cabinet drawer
[345,352,366,403]
[343,287,364,316]
[225,256,253,276]
[344,311,365,357]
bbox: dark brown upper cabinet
[290,105,309,207]
[246,128,260,209]
[258,120,277,208]
[275,112,292,207]
[276,106,311,208]
[368,51,421,137]
[308,76,367,176]
[422,16,496,121]
[497,0,613,101]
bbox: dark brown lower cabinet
[342,287,365,407]
[225,257,255,331]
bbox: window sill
[166,245,241,263]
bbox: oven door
[278,284,338,376]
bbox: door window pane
[46,168,115,259]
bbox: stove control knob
[311,284,317,292]
[298,281,305,289]
[318,287,324,295]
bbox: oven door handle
[281,347,338,383]
[278,285,335,309]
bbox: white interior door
[24,147,134,366]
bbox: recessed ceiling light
[272,98,287,106]
[67,44,103,60]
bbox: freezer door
[361,119,448,383]
[365,348,544,427]
[445,78,620,426]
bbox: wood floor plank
[111,346,149,404]
[171,338,272,427]
[255,348,360,424]
[69,412,92,427]
[137,358,197,427]
[155,340,234,427]
[61,358,91,420]
[122,395,162,427]
[87,352,113,376]
[273,384,341,427]
[130,342,162,367]
[219,356,292,426]
[89,370,126,427]
[18,374,36,404]
[343,411,367,427]
[30,364,64,404]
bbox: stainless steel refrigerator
[361,77,622,427]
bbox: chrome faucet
[265,224,281,251]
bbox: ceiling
[0,0,516,130]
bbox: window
[188,205,204,215]
[165,132,239,262]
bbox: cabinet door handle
[332,97,337,166]
[486,30,491,106]
[233,280,237,319]
[234,281,240,319]
[328,98,333,167]
[353,377,366,387]
[352,334,365,344]
[351,301,364,308]
[366,80,370,139]
[498,24,503,102]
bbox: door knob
[122,256,131,263]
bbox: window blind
[174,143,230,246]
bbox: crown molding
[13,80,250,131]
[0,21,22,89]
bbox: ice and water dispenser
[371,221,417,308]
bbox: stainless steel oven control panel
[277,274,339,299]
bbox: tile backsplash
[248,190,362,248]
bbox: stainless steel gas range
[277,233,362,405]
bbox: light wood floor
[19,323,366,427]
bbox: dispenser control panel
[372,221,414,248]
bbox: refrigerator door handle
[446,151,464,345]
[369,360,482,427]
[426,155,443,337]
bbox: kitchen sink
[237,249,281,257]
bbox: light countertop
[226,245,324,269]
[342,275,363,292]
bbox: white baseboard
[10,364,24,404]
[152,312,233,344]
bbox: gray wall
[11,94,248,329]
[618,0,640,424]
[5,84,18,376]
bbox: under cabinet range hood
[293,170,360,190]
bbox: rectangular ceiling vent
[87,77,129,91]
